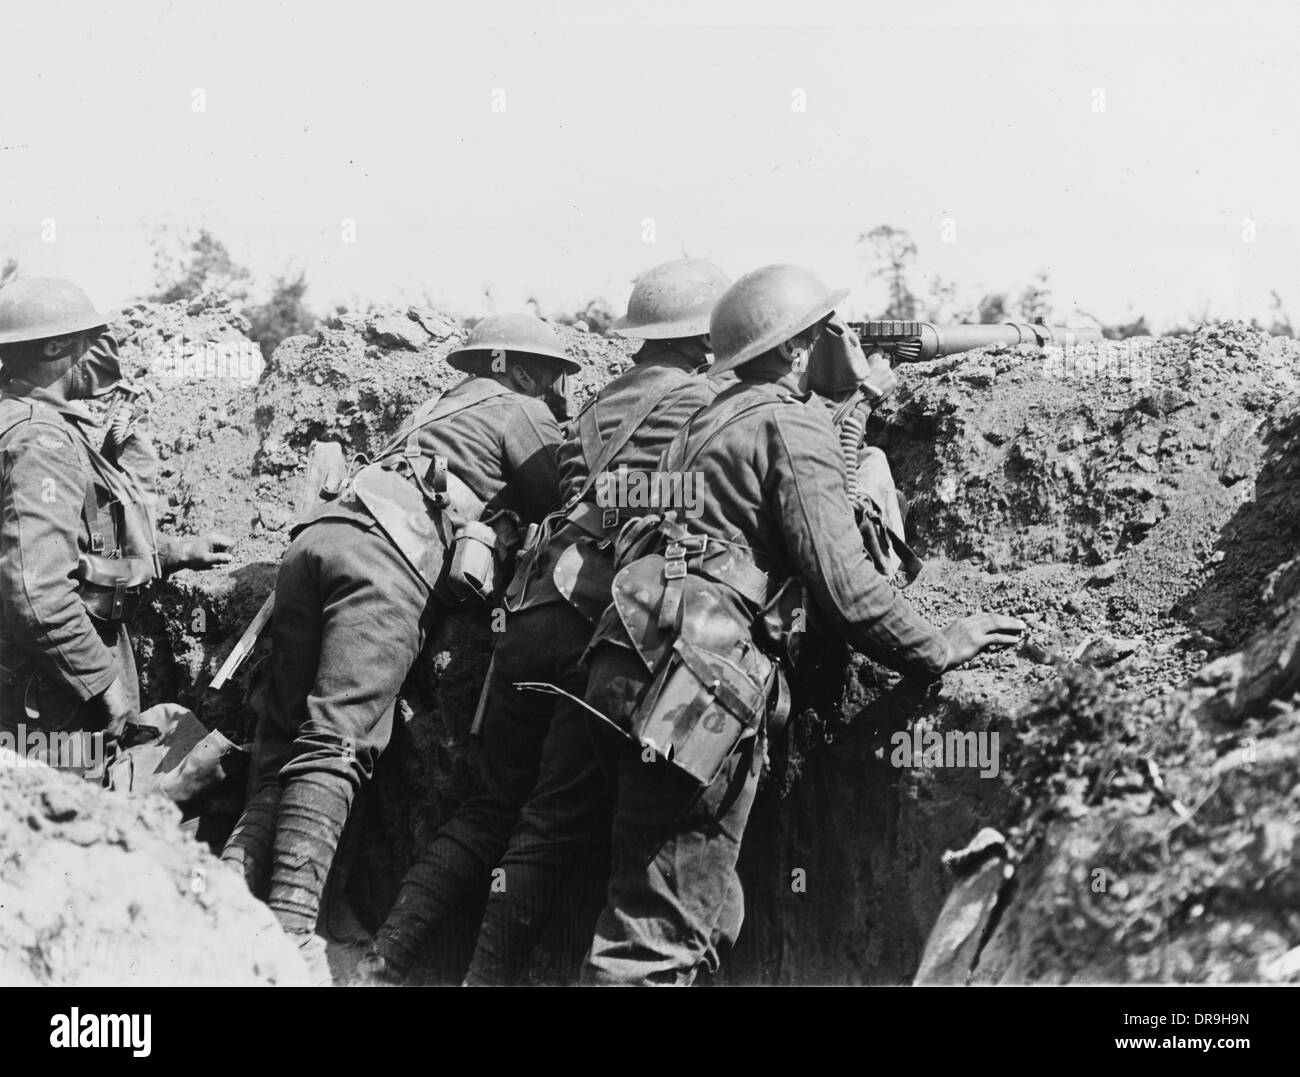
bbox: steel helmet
[611,258,732,340]
[708,264,849,376]
[447,313,580,375]
[0,278,109,348]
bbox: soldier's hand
[942,613,1026,669]
[179,532,235,569]
[862,351,898,401]
[97,677,142,752]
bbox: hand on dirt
[183,532,235,569]
[942,613,1027,669]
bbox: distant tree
[1102,315,1152,340]
[245,271,318,358]
[1264,290,1294,338]
[860,225,919,319]
[976,292,1010,324]
[150,227,251,303]
[921,274,977,323]
[0,259,17,290]
[1013,270,1053,323]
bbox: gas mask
[68,332,126,400]
[72,333,145,459]
[802,317,870,401]
[545,370,573,423]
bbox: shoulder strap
[662,388,791,475]
[570,367,694,506]
[378,378,513,458]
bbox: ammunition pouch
[76,553,158,623]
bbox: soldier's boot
[464,870,556,986]
[368,838,488,980]
[349,950,403,987]
[266,770,355,978]
[220,781,282,899]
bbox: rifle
[845,319,1101,365]
[208,441,348,691]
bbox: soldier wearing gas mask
[577,265,1027,985]
[221,312,572,980]
[0,278,232,768]
[358,259,731,986]
[804,313,920,583]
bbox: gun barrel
[852,320,1101,363]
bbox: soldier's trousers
[375,601,611,983]
[251,519,433,789]
[0,623,135,779]
[580,644,761,987]
[226,518,434,938]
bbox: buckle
[664,559,687,580]
[90,533,105,553]
[665,542,686,560]
[601,508,619,530]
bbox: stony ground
[3,297,1297,985]
[0,748,307,986]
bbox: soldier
[804,313,916,583]
[579,265,1026,985]
[220,313,573,977]
[0,279,231,770]
[359,259,732,985]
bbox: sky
[2,0,1297,330]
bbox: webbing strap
[378,378,512,459]
[661,389,791,476]
[570,366,693,508]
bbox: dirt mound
[875,323,1300,643]
[0,753,307,986]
